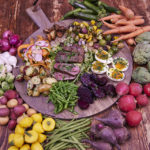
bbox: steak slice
[63,44,84,56]
[54,63,80,76]
[54,72,76,80]
[55,51,83,63]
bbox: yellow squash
[8,146,18,150]
[25,130,38,144]
[8,133,15,144]
[19,117,33,128]
[38,133,47,143]
[33,122,44,133]
[42,117,55,132]
[15,125,25,135]
[20,144,30,150]
[31,113,42,123]
[13,134,24,148]
[31,142,43,150]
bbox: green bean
[61,8,81,20]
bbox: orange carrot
[115,18,145,25]
[110,17,119,24]
[134,15,143,19]
[112,26,150,42]
[119,5,134,19]
[103,24,139,35]
[102,20,117,29]
[126,38,136,45]
[100,14,124,21]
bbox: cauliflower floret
[133,43,150,65]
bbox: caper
[99,39,106,46]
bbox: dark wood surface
[0,0,150,149]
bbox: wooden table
[0,0,150,150]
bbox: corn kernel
[79,33,84,38]
[96,29,103,34]
[87,37,92,42]
[114,36,119,40]
[91,20,96,25]
[83,21,89,27]
[73,21,80,26]
[85,34,89,39]
[93,26,97,31]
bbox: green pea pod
[61,8,81,20]
[83,1,100,14]
[74,12,98,20]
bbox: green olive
[117,42,124,49]
[105,34,112,41]
[108,49,114,56]
[99,39,106,46]
[111,46,119,53]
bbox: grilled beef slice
[54,72,76,80]
[54,63,80,76]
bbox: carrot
[112,26,150,42]
[115,18,145,25]
[103,24,139,35]
[126,38,136,45]
[119,5,134,19]
[31,63,48,69]
[100,14,124,21]
[111,17,119,24]
[134,15,143,19]
[102,20,117,29]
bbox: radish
[136,94,149,107]
[118,95,136,112]
[126,110,142,127]
[144,83,150,96]
[129,83,142,97]
[116,82,129,96]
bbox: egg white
[112,57,129,72]
[106,68,125,81]
[95,50,113,64]
[91,61,109,74]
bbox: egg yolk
[96,50,108,60]
[92,61,104,71]
[111,69,123,79]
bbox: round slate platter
[13,6,133,119]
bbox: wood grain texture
[0,0,150,150]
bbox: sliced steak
[63,44,84,56]
[54,63,80,76]
[54,72,76,80]
[55,51,83,63]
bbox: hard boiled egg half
[91,61,109,74]
[107,68,125,81]
[112,57,129,71]
[95,50,113,64]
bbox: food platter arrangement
[1,0,150,150]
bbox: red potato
[4,90,17,100]
[8,120,17,130]
[0,108,10,117]
[0,96,8,105]
[118,95,136,112]
[14,105,26,117]
[144,83,150,96]
[116,82,129,96]
[129,83,142,96]
[126,110,142,127]
[136,94,149,107]
[17,98,23,105]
